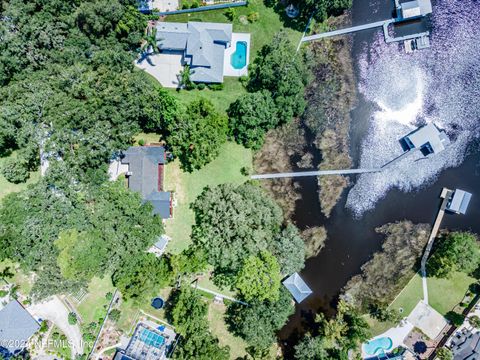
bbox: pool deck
[362,321,414,358]
[223,32,250,77]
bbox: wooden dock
[421,188,453,304]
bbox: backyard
[368,271,477,336]
[164,141,252,253]
[0,152,40,202]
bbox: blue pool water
[140,329,165,349]
[363,337,393,355]
[231,41,247,69]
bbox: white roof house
[447,189,472,215]
[283,273,313,303]
[402,123,450,156]
[400,0,432,19]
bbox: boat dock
[420,188,453,304]
[250,168,381,180]
[302,19,393,42]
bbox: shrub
[2,157,29,184]
[190,1,199,8]
[68,312,78,325]
[437,347,453,360]
[0,290,8,297]
[108,309,121,322]
[445,311,465,326]
[247,11,260,23]
[469,315,480,329]
[224,8,236,21]
[197,83,206,90]
[138,139,145,146]
[207,83,224,91]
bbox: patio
[223,33,251,77]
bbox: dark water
[279,0,480,348]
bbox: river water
[280,0,480,347]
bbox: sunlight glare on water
[346,0,480,216]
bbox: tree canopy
[166,98,228,172]
[226,288,294,351]
[167,288,230,360]
[236,251,281,302]
[427,232,480,278]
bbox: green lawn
[75,277,115,325]
[0,152,40,201]
[368,271,476,336]
[47,326,72,360]
[166,77,247,114]
[208,303,248,359]
[0,260,34,296]
[164,141,252,254]
[165,0,303,57]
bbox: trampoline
[151,297,164,309]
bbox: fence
[153,1,247,16]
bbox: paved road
[28,296,84,357]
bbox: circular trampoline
[151,297,164,310]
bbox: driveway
[28,296,83,357]
[135,52,183,88]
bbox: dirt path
[28,296,84,357]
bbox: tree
[437,347,453,360]
[248,31,310,124]
[428,232,480,278]
[270,224,306,275]
[469,315,480,329]
[295,335,329,360]
[191,183,283,273]
[108,309,121,322]
[227,90,278,149]
[112,253,173,300]
[236,251,281,302]
[141,27,160,55]
[226,288,294,351]
[171,247,208,276]
[178,65,195,90]
[68,312,78,325]
[167,288,230,359]
[369,303,400,323]
[166,99,228,172]
[1,157,29,184]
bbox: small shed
[446,189,472,215]
[283,273,312,303]
[400,0,432,19]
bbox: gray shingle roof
[155,21,232,83]
[283,273,313,303]
[452,331,480,360]
[121,146,171,219]
[0,300,40,355]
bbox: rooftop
[400,0,433,19]
[283,273,313,303]
[0,300,40,355]
[447,189,472,215]
[403,123,450,156]
[121,146,172,219]
[451,331,480,360]
[155,21,233,83]
[119,323,176,360]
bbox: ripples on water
[346,0,480,216]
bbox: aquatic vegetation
[347,0,480,216]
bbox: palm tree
[139,27,161,65]
[178,65,195,90]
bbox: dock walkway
[302,19,392,42]
[421,188,452,304]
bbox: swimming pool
[231,41,247,70]
[363,337,393,355]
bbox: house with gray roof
[155,21,233,83]
[0,300,40,357]
[283,273,313,303]
[121,146,172,219]
[451,331,480,360]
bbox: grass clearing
[0,152,40,202]
[47,326,72,360]
[0,259,34,296]
[208,303,248,359]
[164,141,252,253]
[166,77,247,114]
[76,277,115,325]
[368,271,476,336]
